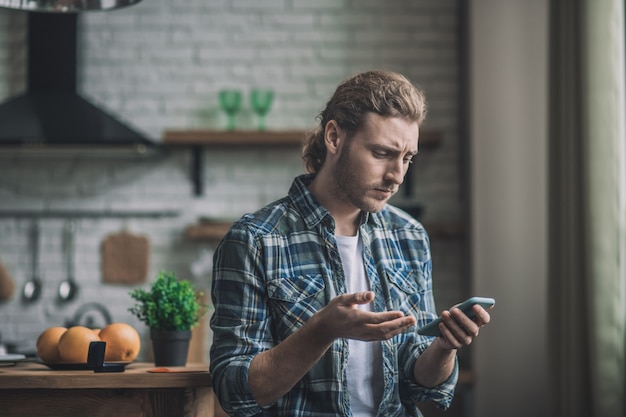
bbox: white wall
[470,0,549,415]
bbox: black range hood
[0,12,156,152]
[0,0,142,13]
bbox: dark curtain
[548,0,625,416]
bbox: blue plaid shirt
[210,174,458,417]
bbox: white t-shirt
[336,234,384,417]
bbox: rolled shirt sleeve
[210,222,272,417]
[403,341,459,409]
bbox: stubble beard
[333,146,394,214]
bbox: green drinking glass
[250,89,274,131]
[218,89,242,131]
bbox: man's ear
[324,120,344,155]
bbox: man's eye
[404,157,414,164]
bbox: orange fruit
[98,323,141,362]
[57,326,101,363]
[92,328,101,337]
[36,326,67,362]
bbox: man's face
[332,113,419,213]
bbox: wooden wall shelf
[186,221,233,241]
[162,129,442,148]
[162,129,306,147]
[161,129,443,196]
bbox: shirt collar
[288,174,332,230]
[288,174,384,231]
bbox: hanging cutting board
[0,257,15,302]
[101,230,150,285]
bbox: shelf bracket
[191,145,203,196]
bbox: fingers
[472,304,492,326]
[341,291,375,306]
[442,310,476,347]
[339,291,409,325]
[370,310,409,323]
[437,306,491,349]
[359,314,416,341]
[325,292,416,341]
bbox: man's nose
[385,159,405,185]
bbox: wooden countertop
[0,361,211,390]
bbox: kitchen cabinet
[161,129,443,196]
[0,361,213,417]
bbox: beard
[333,144,397,213]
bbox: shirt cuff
[214,355,267,417]
[404,345,459,409]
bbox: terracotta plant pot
[150,329,191,367]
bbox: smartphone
[417,296,495,337]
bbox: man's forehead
[358,114,419,152]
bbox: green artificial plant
[129,271,207,331]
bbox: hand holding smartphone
[417,296,495,337]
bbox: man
[210,70,491,417]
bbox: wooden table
[0,361,214,417]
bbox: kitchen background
[0,0,466,365]
[0,1,560,416]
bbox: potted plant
[129,271,207,366]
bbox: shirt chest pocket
[386,268,423,312]
[267,274,327,334]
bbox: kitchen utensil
[22,221,42,303]
[0,353,26,367]
[57,220,78,302]
[0,257,15,302]
[218,89,242,131]
[250,88,274,131]
[101,229,150,284]
[65,302,112,328]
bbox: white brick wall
[0,0,464,362]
